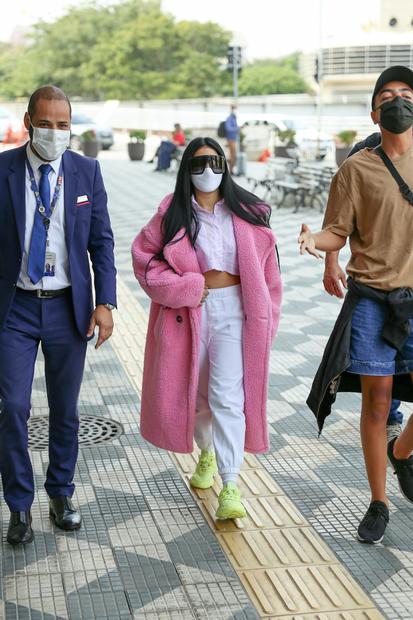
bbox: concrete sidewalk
[0,157,412,619]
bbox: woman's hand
[298,224,323,260]
[199,285,209,305]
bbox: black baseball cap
[372,65,413,109]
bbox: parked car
[292,127,336,162]
[70,113,114,150]
[0,107,28,144]
[239,117,289,161]
[239,117,336,163]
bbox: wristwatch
[102,303,116,311]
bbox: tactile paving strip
[241,565,375,616]
[111,278,385,619]
[267,613,384,620]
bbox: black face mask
[378,96,413,134]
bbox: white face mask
[30,123,70,161]
[191,167,223,193]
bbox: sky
[0,0,381,60]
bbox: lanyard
[26,158,63,240]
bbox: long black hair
[160,136,271,249]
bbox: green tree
[83,14,231,99]
[163,21,230,98]
[0,2,307,100]
[238,57,308,96]
[0,43,37,99]
[82,7,180,99]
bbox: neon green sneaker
[215,482,247,520]
[190,450,217,489]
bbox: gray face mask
[30,120,70,160]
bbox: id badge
[44,251,56,277]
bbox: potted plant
[274,128,297,158]
[128,130,146,161]
[80,129,100,158]
[335,130,357,166]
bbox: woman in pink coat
[132,137,282,520]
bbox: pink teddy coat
[131,194,282,454]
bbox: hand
[199,286,209,305]
[298,224,323,260]
[87,305,114,349]
[323,262,347,298]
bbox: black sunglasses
[190,154,226,175]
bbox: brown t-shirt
[323,145,413,290]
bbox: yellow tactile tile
[112,280,385,620]
[271,611,384,620]
[219,527,335,569]
[198,494,308,531]
[240,565,377,617]
[181,468,284,499]
[173,451,261,473]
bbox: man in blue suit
[0,85,117,545]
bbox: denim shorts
[348,297,413,376]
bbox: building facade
[300,0,413,102]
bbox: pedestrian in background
[132,136,281,520]
[172,123,186,147]
[154,124,186,171]
[224,105,239,174]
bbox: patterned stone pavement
[0,154,412,619]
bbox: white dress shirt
[18,144,71,290]
[192,196,239,275]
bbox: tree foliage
[238,58,308,96]
[0,1,307,100]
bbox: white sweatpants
[195,284,245,479]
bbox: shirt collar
[191,195,225,212]
[26,142,62,175]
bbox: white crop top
[192,196,239,275]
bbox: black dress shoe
[49,496,82,531]
[7,511,34,545]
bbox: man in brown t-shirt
[323,131,405,445]
[298,65,413,545]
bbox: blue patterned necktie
[27,163,53,284]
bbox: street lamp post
[228,45,242,99]
[315,0,324,160]
[227,37,245,174]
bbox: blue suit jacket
[0,145,117,338]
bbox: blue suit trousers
[0,288,87,511]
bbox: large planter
[128,141,145,161]
[82,139,100,158]
[335,145,352,167]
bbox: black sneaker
[357,501,389,544]
[388,437,413,503]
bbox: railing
[322,44,413,76]
[246,158,336,213]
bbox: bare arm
[323,250,347,298]
[298,224,346,259]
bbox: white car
[0,107,24,142]
[240,118,336,163]
[70,113,114,150]
[292,127,336,162]
[240,118,289,161]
